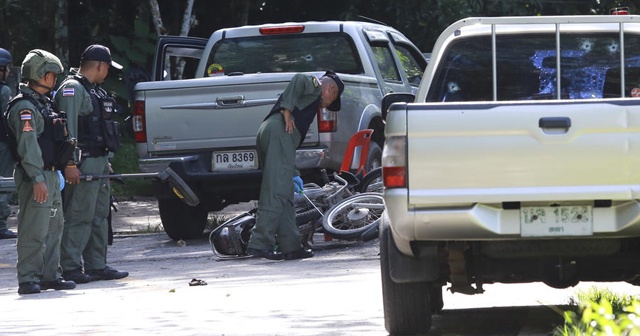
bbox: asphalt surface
[2,198,640,336]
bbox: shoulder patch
[22,120,33,132]
[19,110,32,121]
[62,88,75,96]
[312,77,319,88]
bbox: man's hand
[64,165,81,185]
[281,108,295,134]
[33,181,48,203]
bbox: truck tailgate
[407,100,640,205]
[138,74,319,154]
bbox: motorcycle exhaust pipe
[0,167,200,207]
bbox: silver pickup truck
[133,21,427,240]
[381,14,640,334]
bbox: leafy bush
[555,287,640,336]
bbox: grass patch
[554,286,640,336]
[133,223,164,234]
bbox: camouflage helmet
[21,49,63,81]
[0,48,11,68]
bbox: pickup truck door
[363,29,409,95]
[151,36,208,81]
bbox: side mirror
[381,93,415,120]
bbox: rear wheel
[380,224,432,334]
[322,193,384,240]
[430,285,444,313]
[158,197,208,240]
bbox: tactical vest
[6,92,70,170]
[65,75,120,157]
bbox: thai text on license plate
[212,150,258,171]
[520,205,593,237]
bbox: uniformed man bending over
[55,44,128,284]
[6,49,76,294]
[247,71,344,260]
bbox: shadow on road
[429,305,569,336]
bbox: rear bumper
[139,148,329,173]
[384,188,640,255]
[138,147,329,203]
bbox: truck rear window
[427,32,640,102]
[204,33,363,76]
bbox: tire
[358,167,383,193]
[380,224,432,335]
[322,192,385,240]
[430,285,444,314]
[365,142,382,173]
[158,197,208,240]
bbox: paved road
[1,199,640,335]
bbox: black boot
[283,248,314,260]
[41,279,76,290]
[18,282,41,295]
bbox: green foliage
[109,19,156,67]
[555,287,640,336]
[110,138,153,198]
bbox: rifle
[0,167,199,207]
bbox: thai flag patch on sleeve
[19,110,32,120]
[62,88,75,96]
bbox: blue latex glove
[57,170,65,190]
[293,176,304,194]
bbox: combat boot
[86,266,128,281]
[62,269,93,284]
[18,282,41,295]
[41,279,76,290]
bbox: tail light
[610,7,629,15]
[133,100,147,143]
[259,25,305,35]
[382,136,407,188]
[317,108,336,132]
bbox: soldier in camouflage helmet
[0,47,17,239]
[6,49,76,294]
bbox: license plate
[520,205,593,237]
[212,150,258,171]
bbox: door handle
[539,117,571,129]
[216,96,245,107]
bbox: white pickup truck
[133,21,427,240]
[380,14,640,334]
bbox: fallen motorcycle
[209,169,383,259]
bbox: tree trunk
[176,0,195,80]
[54,0,69,70]
[149,0,166,36]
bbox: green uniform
[7,84,64,284]
[55,71,111,273]
[0,82,14,232]
[248,74,322,254]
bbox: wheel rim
[324,193,384,236]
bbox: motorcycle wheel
[358,167,383,193]
[322,192,385,240]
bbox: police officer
[246,71,344,260]
[6,49,76,294]
[55,44,128,283]
[0,47,17,239]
